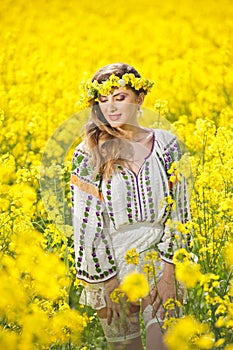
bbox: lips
[108,114,122,121]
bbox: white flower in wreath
[118,78,126,87]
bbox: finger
[159,307,166,320]
[120,309,130,325]
[112,310,120,330]
[124,304,131,318]
[152,298,161,317]
[150,288,158,304]
[168,309,174,318]
[119,310,129,331]
[106,307,112,325]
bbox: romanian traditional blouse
[70,129,190,288]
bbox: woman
[70,63,190,349]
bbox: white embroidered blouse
[70,129,190,287]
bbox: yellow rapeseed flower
[1,0,233,347]
[164,316,214,350]
[173,248,191,264]
[144,251,160,262]
[124,247,139,265]
[175,261,203,288]
[163,298,182,311]
[110,288,125,304]
[194,334,215,349]
[224,241,233,268]
[120,271,150,302]
[224,345,233,350]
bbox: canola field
[1,0,233,349]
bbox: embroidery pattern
[105,178,115,227]
[71,174,104,201]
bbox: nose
[108,99,117,112]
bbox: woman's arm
[156,130,191,263]
[71,145,117,283]
[151,131,191,318]
[151,261,176,319]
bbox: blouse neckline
[124,129,155,177]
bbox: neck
[119,124,151,141]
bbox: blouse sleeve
[70,144,117,283]
[156,130,191,264]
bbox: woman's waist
[110,221,163,234]
[110,222,164,250]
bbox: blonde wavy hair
[84,63,148,180]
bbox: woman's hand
[151,262,176,320]
[104,276,129,327]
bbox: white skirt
[79,222,165,309]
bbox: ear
[137,92,145,106]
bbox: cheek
[122,103,138,115]
[99,104,108,115]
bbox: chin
[109,122,124,128]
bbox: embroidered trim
[71,174,104,201]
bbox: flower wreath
[76,73,154,109]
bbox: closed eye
[99,93,128,103]
[115,94,127,101]
[99,96,108,103]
